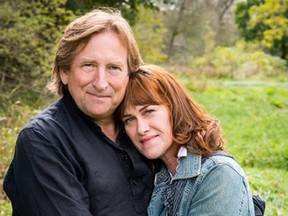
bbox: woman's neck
[161,145,180,175]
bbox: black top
[4,93,154,216]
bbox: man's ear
[59,69,69,85]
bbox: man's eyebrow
[107,61,126,67]
[78,58,97,63]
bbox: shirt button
[123,154,128,160]
[132,179,138,185]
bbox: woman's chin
[142,152,159,160]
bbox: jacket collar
[154,152,202,185]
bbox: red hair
[117,64,225,156]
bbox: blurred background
[0,0,287,215]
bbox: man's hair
[47,8,142,95]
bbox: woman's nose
[137,119,149,135]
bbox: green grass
[1,82,287,215]
[192,84,288,170]
[245,167,288,216]
[0,102,43,215]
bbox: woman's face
[122,104,176,161]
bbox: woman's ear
[59,69,69,85]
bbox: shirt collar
[62,92,125,138]
[177,146,188,158]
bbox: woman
[118,64,255,215]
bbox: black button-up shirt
[4,93,154,216]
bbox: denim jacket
[148,150,255,216]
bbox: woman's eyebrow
[122,105,150,118]
[139,105,149,112]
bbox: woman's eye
[123,117,134,125]
[144,109,154,116]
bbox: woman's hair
[47,8,143,95]
[118,64,225,156]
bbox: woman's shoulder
[201,151,246,178]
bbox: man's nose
[92,68,108,90]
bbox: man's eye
[112,65,120,70]
[83,63,94,67]
[82,64,95,72]
[108,65,122,72]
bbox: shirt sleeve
[188,163,254,216]
[8,127,93,216]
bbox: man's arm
[4,128,92,216]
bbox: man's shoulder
[24,99,68,131]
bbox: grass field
[1,81,287,215]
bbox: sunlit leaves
[235,0,288,61]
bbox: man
[4,8,154,216]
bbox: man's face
[60,30,129,122]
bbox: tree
[163,0,238,64]
[65,0,172,25]
[235,0,288,61]
[0,0,75,100]
[132,6,167,63]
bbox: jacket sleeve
[4,127,93,216]
[188,163,255,216]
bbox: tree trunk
[166,0,187,62]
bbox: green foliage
[0,103,37,174]
[132,6,167,64]
[0,100,45,213]
[66,0,167,25]
[0,199,12,216]
[0,0,76,98]
[163,0,213,62]
[234,0,264,41]
[162,0,239,64]
[235,0,288,61]
[192,40,288,80]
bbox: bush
[192,40,288,80]
[0,0,75,97]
